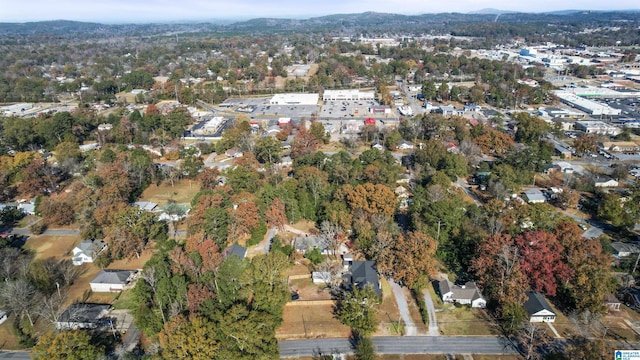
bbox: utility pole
[632,251,640,275]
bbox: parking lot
[319,99,392,120]
[600,97,640,119]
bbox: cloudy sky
[0,0,637,23]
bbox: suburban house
[294,236,332,255]
[343,261,382,298]
[72,240,107,266]
[524,291,556,323]
[555,161,574,174]
[371,142,384,150]
[523,189,546,204]
[0,309,7,325]
[133,201,158,212]
[223,244,247,260]
[90,270,136,292]
[604,293,621,312]
[611,242,640,258]
[397,140,415,150]
[55,303,110,330]
[312,271,332,284]
[594,175,619,188]
[437,279,487,308]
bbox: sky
[0,0,638,23]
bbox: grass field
[138,178,201,206]
[0,316,23,350]
[277,303,351,339]
[23,235,81,260]
[437,306,499,336]
[375,278,403,336]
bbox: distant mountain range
[0,10,639,37]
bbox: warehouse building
[574,121,622,136]
[270,93,319,105]
[555,92,622,116]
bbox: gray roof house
[437,279,486,308]
[55,303,110,330]
[523,189,546,204]
[344,261,381,297]
[524,291,556,323]
[90,270,135,292]
[133,201,158,212]
[72,240,107,266]
[223,244,247,259]
[294,236,332,255]
[611,242,640,258]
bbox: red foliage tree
[516,230,572,296]
[266,198,287,230]
[187,283,215,313]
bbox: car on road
[578,223,588,230]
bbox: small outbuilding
[90,270,135,292]
[523,189,546,204]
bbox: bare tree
[520,322,550,360]
[320,221,342,259]
[0,278,38,326]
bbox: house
[224,149,243,158]
[437,279,487,308]
[133,201,157,212]
[523,189,546,204]
[223,244,247,260]
[371,142,384,150]
[397,140,414,150]
[294,236,332,255]
[0,309,7,325]
[524,291,556,323]
[72,240,107,266]
[90,270,135,292]
[594,175,619,188]
[17,200,36,215]
[556,161,574,174]
[55,303,110,330]
[278,156,293,167]
[604,293,621,312]
[344,261,381,297]
[611,241,640,258]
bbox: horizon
[0,0,638,24]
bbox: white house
[72,240,107,266]
[523,189,546,204]
[594,176,619,188]
[90,270,135,292]
[437,279,487,308]
[524,291,556,323]
[0,309,7,325]
[397,140,414,150]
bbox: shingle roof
[90,270,133,285]
[225,244,247,259]
[57,303,110,323]
[524,291,555,316]
[350,261,381,297]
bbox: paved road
[10,228,79,236]
[279,336,518,358]
[456,177,482,206]
[423,288,440,336]
[0,351,30,359]
[389,280,417,336]
[122,322,141,352]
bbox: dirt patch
[277,303,350,339]
[289,220,317,234]
[0,315,23,350]
[138,178,201,207]
[601,307,640,342]
[63,265,102,307]
[289,277,333,301]
[107,246,154,271]
[23,235,81,260]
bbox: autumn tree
[254,136,283,164]
[392,231,437,289]
[265,197,287,230]
[106,207,166,259]
[158,315,220,360]
[516,230,572,297]
[198,167,221,191]
[32,330,103,360]
[291,124,321,158]
[343,183,396,218]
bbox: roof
[133,201,157,211]
[523,189,546,202]
[74,240,106,257]
[90,270,133,285]
[611,241,640,255]
[57,303,110,323]
[224,244,247,259]
[439,279,484,302]
[604,293,620,304]
[294,236,328,252]
[524,291,555,316]
[349,261,381,297]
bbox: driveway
[389,280,417,336]
[423,288,440,336]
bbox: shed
[605,293,621,312]
[312,271,332,284]
[523,189,546,204]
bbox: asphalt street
[0,352,30,359]
[278,336,518,358]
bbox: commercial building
[574,121,622,136]
[554,92,622,116]
[269,93,319,105]
[322,89,375,101]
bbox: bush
[29,222,47,235]
[247,221,267,247]
[411,288,429,325]
[304,247,323,265]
